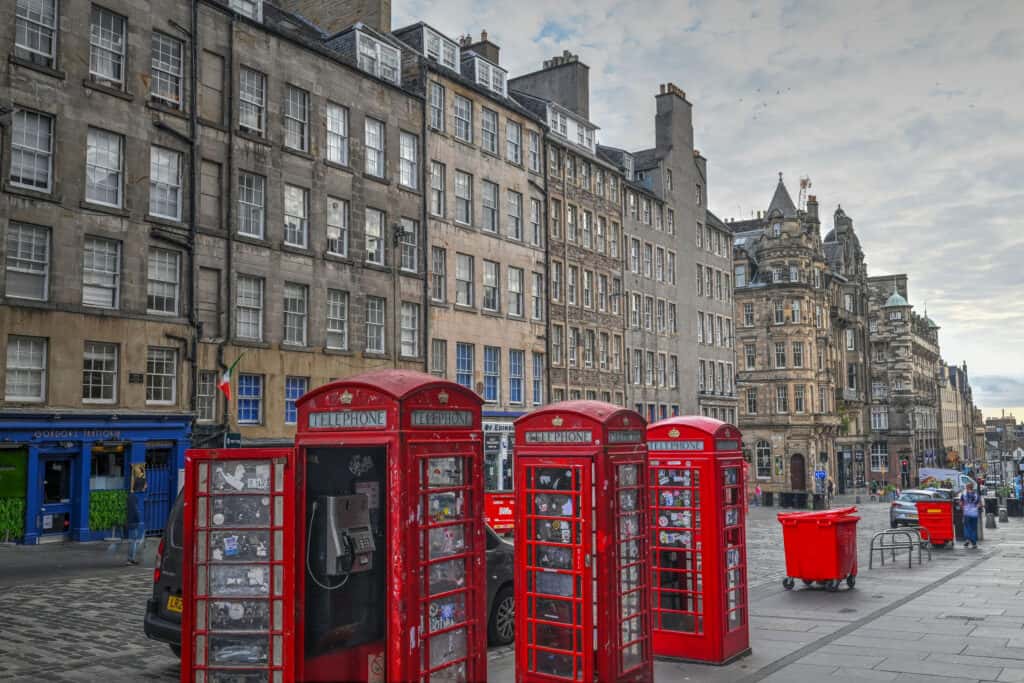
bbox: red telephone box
[294,370,487,683]
[646,417,749,664]
[513,401,653,683]
[181,446,296,683]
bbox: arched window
[756,440,771,478]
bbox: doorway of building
[40,457,73,539]
[789,454,806,491]
[145,445,174,536]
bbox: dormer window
[229,0,262,21]
[423,27,459,70]
[623,155,634,182]
[357,31,400,85]
[474,58,507,96]
[548,110,568,137]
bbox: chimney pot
[481,29,488,41]
[660,84,666,94]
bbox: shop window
[90,447,126,490]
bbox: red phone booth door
[612,461,648,675]
[721,464,748,643]
[519,461,592,681]
[649,462,703,645]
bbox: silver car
[890,489,940,527]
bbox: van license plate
[167,595,183,613]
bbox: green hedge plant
[89,489,128,531]
[0,498,26,542]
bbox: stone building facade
[510,54,626,405]
[866,275,942,489]
[391,24,548,494]
[599,83,730,422]
[731,179,842,495]
[938,362,975,469]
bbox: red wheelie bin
[778,507,859,592]
[915,500,954,547]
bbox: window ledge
[506,314,527,322]
[8,54,65,80]
[280,344,315,354]
[323,348,354,356]
[146,215,188,231]
[453,304,477,314]
[280,243,314,258]
[83,79,133,101]
[3,183,62,205]
[324,159,353,174]
[430,300,450,309]
[323,252,354,265]
[231,339,271,349]
[363,352,390,359]
[146,100,187,119]
[282,146,315,161]
[80,200,130,218]
[362,172,392,186]
[236,130,272,147]
[233,234,270,248]
[398,183,422,196]
[482,309,502,318]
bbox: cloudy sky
[396,0,1024,418]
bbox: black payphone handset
[307,493,376,590]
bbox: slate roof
[633,148,659,170]
[767,177,798,218]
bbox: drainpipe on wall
[220,11,237,437]
[420,62,429,374]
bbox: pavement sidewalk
[0,535,158,587]
[490,512,1024,682]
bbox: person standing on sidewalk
[960,482,980,549]
[127,464,147,565]
[753,484,762,506]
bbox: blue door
[144,447,173,536]
[39,456,73,537]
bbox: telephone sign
[815,470,827,480]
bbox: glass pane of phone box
[303,447,387,659]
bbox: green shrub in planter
[89,489,128,531]
[0,497,26,541]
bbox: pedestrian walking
[754,484,762,506]
[127,464,147,565]
[827,478,835,507]
[960,482,980,549]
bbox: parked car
[144,491,516,656]
[890,489,940,527]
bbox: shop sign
[308,410,387,429]
[717,440,739,451]
[649,440,703,451]
[410,410,473,427]
[524,430,592,444]
[32,430,123,441]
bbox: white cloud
[394,0,1024,403]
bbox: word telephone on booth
[321,494,376,577]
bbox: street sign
[223,432,242,448]
[814,470,827,480]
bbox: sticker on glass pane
[619,513,639,537]
[657,530,692,548]
[536,598,574,624]
[535,518,574,544]
[536,570,574,597]
[429,593,466,632]
[534,493,574,517]
[658,510,691,528]
[429,661,467,683]
[429,558,466,595]
[619,539,641,560]
[209,565,270,597]
[726,508,739,526]
[209,530,271,562]
[426,457,464,487]
[429,524,466,558]
[659,490,690,508]
[429,627,467,670]
[209,600,270,631]
[658,469,691,486]
[537,545,573,569]
[210,495,270,527]
[618,464,638,487]
[209,672,269,683]
[429,491,463,522]
[211,461,272,492]
[724,468,738,485]
[535,468,575,490]
[209,634,269,666]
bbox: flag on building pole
[218,354,245,402]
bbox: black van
[144,491,516,654]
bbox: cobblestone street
[0,498,1005,682]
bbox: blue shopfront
[0,413,191,544]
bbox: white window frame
[506,121,522,164]
[151,32,184,108]
[197,370,217,422]
[239,67,266,134]
[364,117,385,178]
[481,108,498,154]
[326,289,349,350]
[431,247,446,303]
[325,102,350,165]
[430,161,446,217]
[356,31,400,84]
[283,184,309,248]
[82,236,121,309]
[5,335,47,402]
[283,282,308,346]
[85,128,124,208]
[400,302,420,357]
[366,296,386,353]
[454,95,472,142]
[283,84,310,152]
[149,146,183,220]
[146,247,181,316]
[145,346,177,405]
[455,253,473,306]
[89,6,126,85]
[400,131,418,189]
[455,170,472,224]
[400,218,418,273]
[238,171,266,238]
[15,0,58,67]
[9,109,54,192]
[5,222,50,301]
[507,190,523,240]
[327,196,349,256]
[82,341,118,404]
[235,274,264,341]
[365,207,385,265]
[428,81,445,131]
[482,260,500,312]
[508,267,524,317]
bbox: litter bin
[780,492,793,508]
[1008,498,1022,517]
[916,500,954,547]
[794,492,809,509]
[778,507,859,592]
[984,497,998,516]
[763,491,774,507]
[812,493,826,510]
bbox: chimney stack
[465,29,501,64]
[806,194,818,220]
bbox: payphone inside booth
[513,401,653,683]
[646,417,750,665]
[295,370,487,683]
